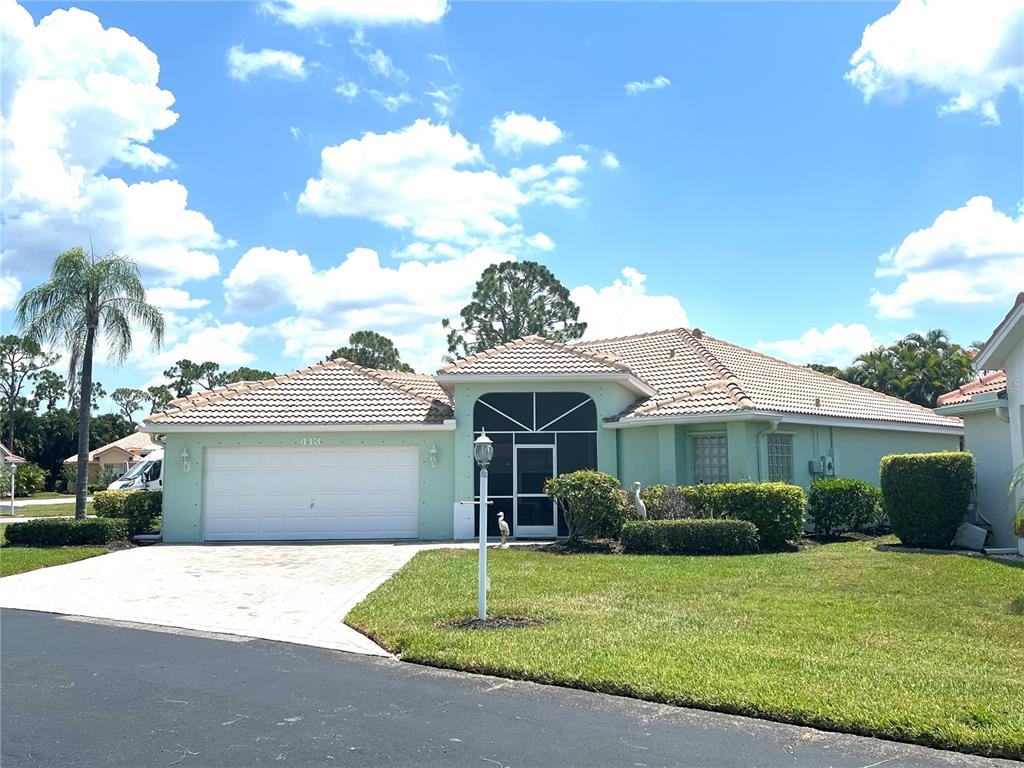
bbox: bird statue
[632,481,647,520]
[497,510,510,546]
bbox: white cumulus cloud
[147,287,209,311]
[490,112,563,154]
[224,244,511,372]
[756,323,878,368]
[227,44,306,81]
[262,0,449,27]
[298,119,526,245]
[870,196,1024,318]
[526,232,555,251]
[846,0,1024,124]
[572,267,689,340]
[0,1,224,287]
[0,275,22,313]
[625,75,671,94]
[601,151,620,169]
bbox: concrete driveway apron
[0,542,430,655]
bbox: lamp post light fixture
[180,447,191,474]
[429,443,439,469]
[473,429,494,620]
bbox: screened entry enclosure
[473,392,598,537]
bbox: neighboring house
[0,444,27,465]
[64,431,159,484]
[142,328,962,543]
[937,292,1023,549]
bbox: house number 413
[299,436,323,446]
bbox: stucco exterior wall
[618,419,961,490]
[160,431,455,543]
[1003,339,1023,519]
[831,427,960,484]
[959,409,1015,547]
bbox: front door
[515,445,556,537]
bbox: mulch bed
[516,538,621,555]
[438,616,548,630]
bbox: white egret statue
[497,510,510,546]
[632,481,647,519]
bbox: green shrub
[880,452,974,548]
[621,518,759,555]
[93,490,162,519]
[546,470,630,542]
[0,461,48,497]
[639,484,701,519]
[5,518,129,546]
[637,482,805,549]
[807,478,884,535]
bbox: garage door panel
[204,446,420,541]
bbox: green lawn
[27,491,74,500]
[347,540,1024,759]
[4,502,95,517]
[0,523,108,577]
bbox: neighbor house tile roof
[65,430,158,464]
[437,335,633,377]
[936,371,1007,406]
[1,444,26,463]
[144,360,453,427]
[569,328,962,429]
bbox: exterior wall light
[429,443,439,469]
[180,447,191,474]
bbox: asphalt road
[0,609,1016,768]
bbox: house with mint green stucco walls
[143,329,962,543]
[937,292,1024,550]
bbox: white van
[107,449,164,491]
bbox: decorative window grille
[691,434,729,484]
[767,433,793,483]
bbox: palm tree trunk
[74,326,96,520]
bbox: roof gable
[144,359,453,428]
[974,292,1024,370]
[437,335,635,377]
[936,371,1007,406]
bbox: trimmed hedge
[546,470,631,541]
[638,482,805,549]
[621,519,760,555]
[880,452,974,548]
[807,478,884,535]
[4,518,129,546]
[93,490,162,520]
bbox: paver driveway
[0,543,428,655]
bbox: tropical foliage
[810,329,973,407]
[443,260,585,357]
[0,335,60,451]
[16,247,165,518]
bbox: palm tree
[17,248,164,518]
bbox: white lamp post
[473,429,494,620]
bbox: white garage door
[204,447,420,541]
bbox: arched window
[472,393,597,537]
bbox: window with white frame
[767,433,793,483]
[691,434,728,484]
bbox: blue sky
[1,0,1022,399]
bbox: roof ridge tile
[675,329,754,409]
